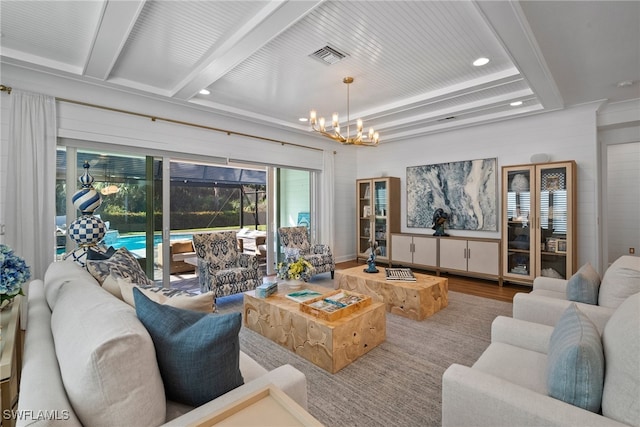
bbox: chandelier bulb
[319,117,326,132]
[310,110,317,124]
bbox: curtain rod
[0,84,323,152]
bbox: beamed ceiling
[1,0,638,143]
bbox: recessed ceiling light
[510,101,523,106]
[199,89,210,95]
[473,57,490,67]
[299,117,308,122]
[616,80,634,88]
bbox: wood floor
[337,260,531,303]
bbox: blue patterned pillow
[566,263,601,305]
[133,288,243,406]
[547,303,604,412]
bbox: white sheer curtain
[320,150,335,250]
[5,90,57,280]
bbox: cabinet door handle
[468,248,471,259]
[463,248,467,259]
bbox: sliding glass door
[276,168,312,264]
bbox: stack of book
[256,281,278,298]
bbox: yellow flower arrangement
[277,257,314,281]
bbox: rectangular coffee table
[243,283,386,373]
[335,266,448,320]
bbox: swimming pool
[110,233,194,251]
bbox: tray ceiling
[1,1,638,143]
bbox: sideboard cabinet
[390,234,501,283]
[357,177,400,264]
[502,161,576,285]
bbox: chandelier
[309,77,379,146]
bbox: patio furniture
[192,231,262,302]
[157,240,196,274]
[278,226,335,279]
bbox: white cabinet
[439,238,500,276]
[391,234,501,282]
[391,234,437,268]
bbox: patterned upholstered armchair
[278,226,335,279]
[192,231,262,303]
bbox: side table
[1,296,22,427]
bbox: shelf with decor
[501,161,576,285]
[356,177,400,264]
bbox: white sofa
[513,255,640,333]
[442,292,640,427]
[17,260,307,427]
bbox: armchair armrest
[533,276,568,293]
[513,293,614,334]
[310,244,332,255]
[442,364,627,427]
[490,316,552,354]
[162,364,307,427]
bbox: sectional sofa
[17,260,307,426]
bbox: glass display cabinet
[356,177,400,264]
[502,161,576,285]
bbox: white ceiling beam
[84,0,147,80]
[172,0,324,100]
[474,0,564,110]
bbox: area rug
[212,276,513,427]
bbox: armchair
[513,255,640,333]
[278,226,335,279]
[442,292,640,427]
[192,231,262,303]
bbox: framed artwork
[406,158,497,231]
[556,239,567,253]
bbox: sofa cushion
[50,280,166,427]
[598,255,640,308]
[86,247,154,299]
[134,288,244,407]
[119,278,215,313]
[547,303,604,412]
[44,259,99,310]
[566,263,600,305]
[601,292,640,425]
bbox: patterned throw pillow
[86,247,154,299]
[133,288,244,407]
[118,279,214,313]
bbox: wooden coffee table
[243,283,386,373]
[335,266,448,320]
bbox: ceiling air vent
[309,45,348,65]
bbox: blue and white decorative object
[65,161,107,266]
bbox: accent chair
[192,231,262,304]
[278,226,335,279]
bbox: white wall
[355,104,602,271]
[605,142,640,262]
[2,62,638,272]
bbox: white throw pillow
[598,256,640,308]
[118,278,215,313]
[50,281,166,427]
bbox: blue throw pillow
[566,263,601,305]
[133,288,244,406]
[547,303,604,412]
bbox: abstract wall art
[407,158,497,231]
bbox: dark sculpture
[432,208,450,236]
[364,241,379,273]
